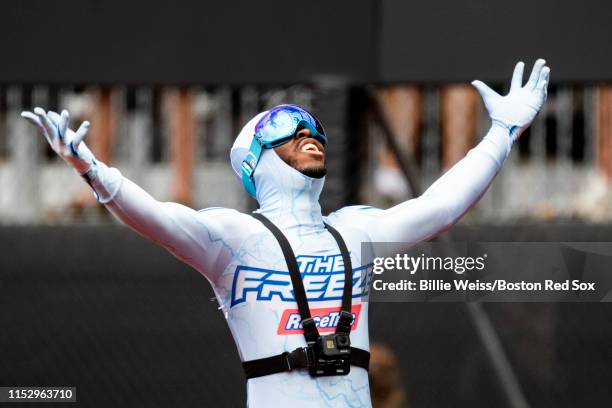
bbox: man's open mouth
[302,143,320,153]
[298,138,324,155]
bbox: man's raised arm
[362,59,550,244]
[21,108,225,279]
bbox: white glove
[21,108,95,174]
[472,58,550,141]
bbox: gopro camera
[307,333,351,377]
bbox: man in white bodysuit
[22,59,549,407]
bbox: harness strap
[251,212,319,344]
[243,213,369,379]
[242,347,370,380]
[323,222,354,335]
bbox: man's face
[273,127,326,178]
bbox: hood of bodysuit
[230,111,325,222]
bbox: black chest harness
[242,213,370,379]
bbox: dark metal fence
[1,224,611,407]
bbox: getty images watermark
[361,242,612,302]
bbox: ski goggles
[254,104,327,148]
[242,105,326,198]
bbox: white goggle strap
[241,137,264,198]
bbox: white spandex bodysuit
[83,114,512,407]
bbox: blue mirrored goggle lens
[254,105,326,147]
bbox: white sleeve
[81,161,232,282]
[329,123,511,245]
[375,123,511,243]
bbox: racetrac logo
[277,305,362,335]
[230,254,371,307]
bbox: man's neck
[257,182,324,232]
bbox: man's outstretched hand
[472,58,550,141]
[21,108,95,174]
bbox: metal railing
[0,84,604,224]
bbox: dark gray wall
[1,224,611,407]
[1,1,611,84]
[0,0,375,85]
[381,0,612,83]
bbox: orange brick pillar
[89,87,114,163]
[378,86,422,199]
[72,87,115,210]
[169,87,195,205]
[379,85,422,157]
[597,86,612,181]
[440,85,478,170]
